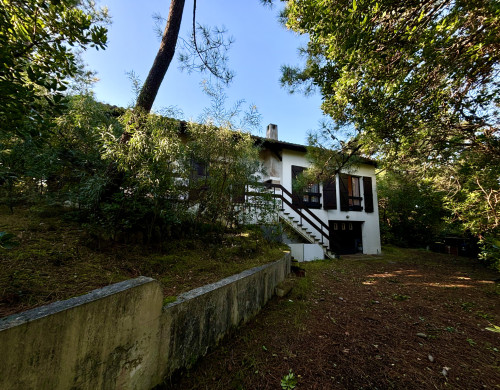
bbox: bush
[478,235,500,271]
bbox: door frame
[329,220,363,255]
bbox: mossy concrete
[0,253,291,389]
[158,253,291,379]
[0,276,163,389]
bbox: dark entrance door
[329,220,363,255]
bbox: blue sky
[83,0,327,145]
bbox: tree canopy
[282,0,499,165]
[0,0,109,139]
[281,0,499,263]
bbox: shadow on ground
[164,247,500,390]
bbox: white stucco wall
[288,243,325,262]
[261,148,381,255]
[259,149,282,183]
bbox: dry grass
[0,204,287,318]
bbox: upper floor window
[291,165,321,209]
[305,183,320,203]
[348,176,362,210]
[339,174,374,213]
[340,174,363,211]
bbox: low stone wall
[0,253,290,390]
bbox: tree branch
[135,0,186,114]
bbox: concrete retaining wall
[0,253,291,389]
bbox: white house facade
[255,124,382,258]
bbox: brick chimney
[266,123,278,140]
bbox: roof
[253,135,377,167]
[97,106,377,166]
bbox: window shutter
[339,173,349,211]
[323,179,337,210]
[291,165,305,180]
[363,176,374,213]
[190,160,207,181]
[232,183,246,203]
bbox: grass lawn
[165,247,500,390]
[0,204,287,318]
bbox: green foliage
[392,293,410,301]
[461,302,475,312]
[2,87,272,246]
[0,94,122,209]
[282,1,500,260]
[485,325,500,334]
[98,110,190,243]
[466,338,477,347]
[0,0,109,139]
[0,231,18,249]
[283,0,499,164]
[478,236,500,271]
[378,170,448,247]
[97,108,269,243]
[280,369,298,390]
[163,296,177,305]
[181,122,265,226]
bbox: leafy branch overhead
[178,0,235,85]
[0,0,109,138]
[281,0,500,265]
[282,0,499,164]
[135,0,277,117]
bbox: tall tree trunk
[136,0,186,112]
[101,0,186,202]
[120,0,186,144]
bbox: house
[253,124,381,259]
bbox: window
[339,174,363,211]
[291,165,321,208]
[189,160,208,201]
[191,160,207,180]
[305,183,320,203]
[348,176,362,209]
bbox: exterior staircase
[262,183,336,260]
[241,182,337,260]
[278,209,336,260]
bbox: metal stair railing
[241,183,335,259]
[243,182,329,245]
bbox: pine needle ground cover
[0,204,287,318]
[167,248,500,390]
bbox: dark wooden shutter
[291,165,305,206]
[189,161,208,201]
[363,176,374,213]
[323,179,337,210]
[232,183,245,203]
[339,173,349,211]
[291,165,305,180]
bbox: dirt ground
[165,247,500,390]
[0,205,286,318]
